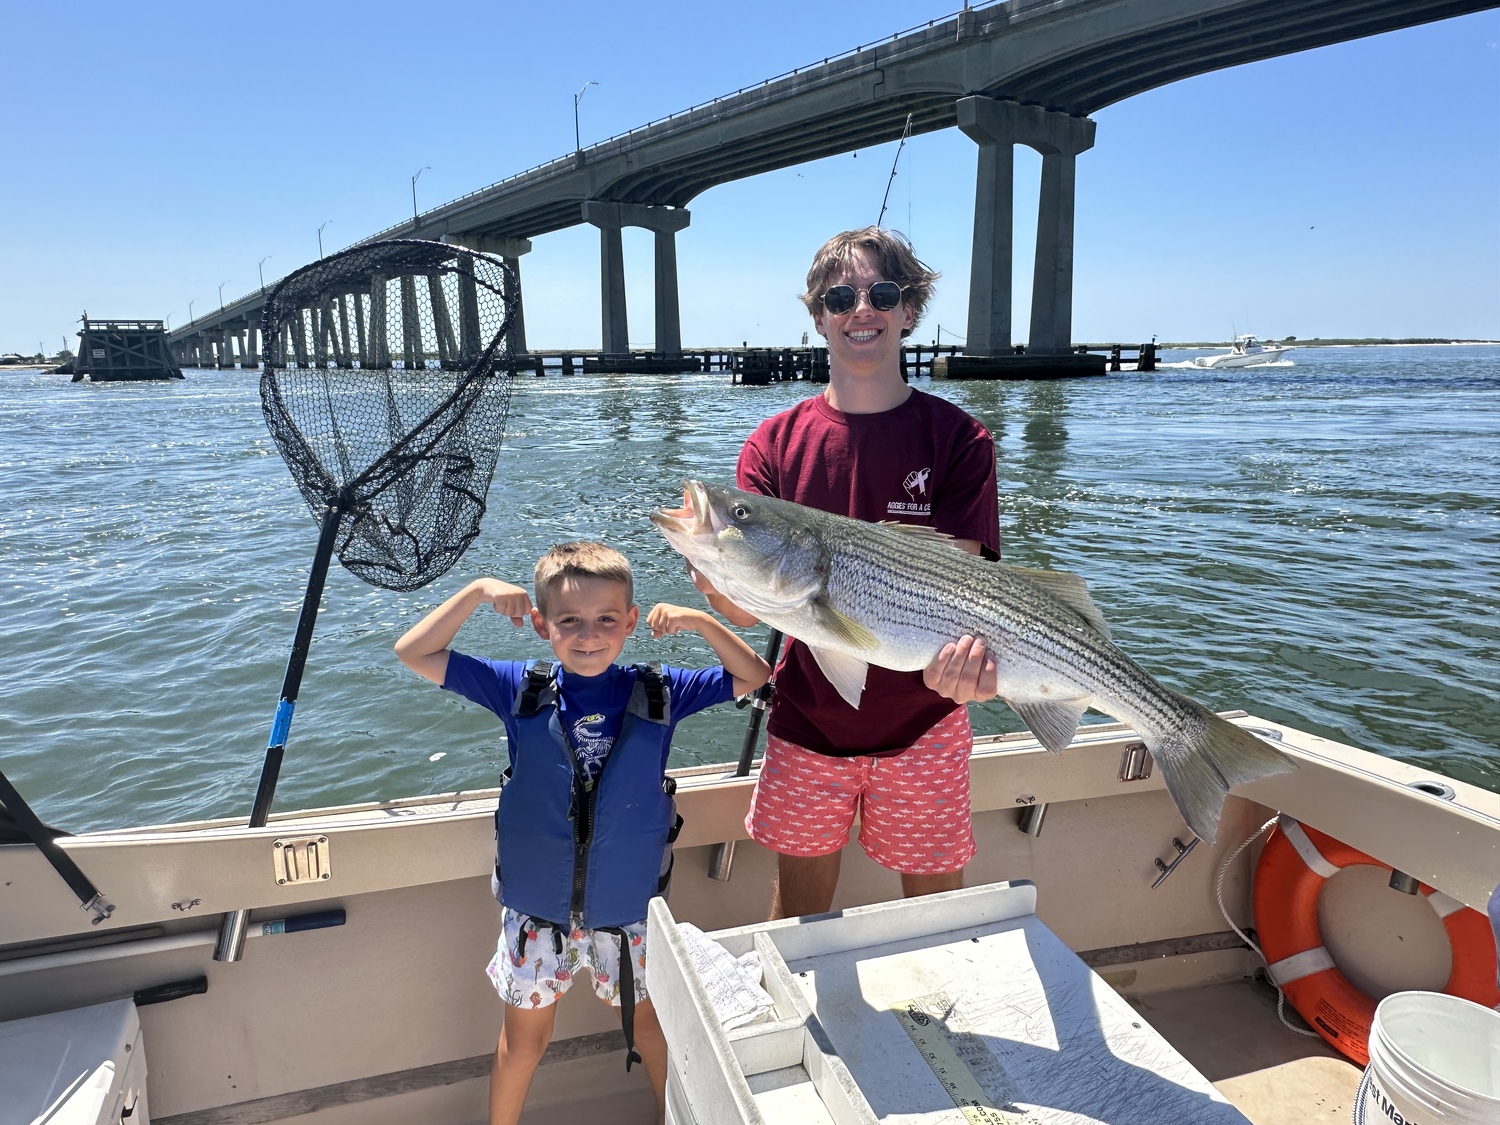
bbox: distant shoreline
[1158,338,1500,348]
[3,340,1497,373]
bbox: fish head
[650,481,828,619]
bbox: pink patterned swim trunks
[745,708,975,875]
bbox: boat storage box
[0,998,149,1124]
[650,881,1250,1124]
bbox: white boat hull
[1,716,1493,1124]
[1193,345,1296,368]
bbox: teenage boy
[396,541,770,1125]
[692,227,1002,920]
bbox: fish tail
[1148,698,1297,845]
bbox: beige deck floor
[517,977,1364,1124]
[1128,979,1363,1124]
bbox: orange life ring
[1252,815,1500,1066]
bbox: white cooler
[0,999,149,1125]
[650,882,1250,1124]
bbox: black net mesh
[260,239,518,592]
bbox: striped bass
[650,480,1295,844]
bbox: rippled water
[2,346,1496,832]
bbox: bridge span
[170,0,1496,368]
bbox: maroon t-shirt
[737,389,1001,756]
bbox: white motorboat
[1193,335,1296,368]
[2,713,1496,1124]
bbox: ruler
[890,993,1038,1124]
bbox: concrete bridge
[171,0,1496,368]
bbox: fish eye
[731,504,750,521]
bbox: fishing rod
[708,627,783,881]
[0,769,113,924]
[877,113,915,229]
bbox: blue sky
[2,1,1496,354]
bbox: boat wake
[1159,359,1296,370]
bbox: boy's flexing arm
[395,578,533,686]
[646,604,771,697]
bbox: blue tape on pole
[257,910,346,937]
[268,699,295,749]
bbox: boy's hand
[472,579,532,627]
[647,603,706,639]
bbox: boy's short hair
[800,227,939,338]
[534,541,634,615]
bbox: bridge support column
[1029,150,1082,355]
[959,131,1014,356]
[581,203,630,354]
[958,97,1095,356]
[442,234,532,356]
[582,202,691,356]
[245,324,259,368]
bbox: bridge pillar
[957,97,1095,356]
[442,234,532,356]
[245,324,259,368]
[582,202,691,356]
[582,202,631,354]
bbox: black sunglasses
[820,281,906,316]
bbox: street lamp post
[259,255,272,294]
[165,314,172,331]
[188,299,196,323]
[219,282,229,312]
[574,81,598,152]
[318,222,333,260]
[411,167,430,225]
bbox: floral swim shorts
[485,906,649,1010]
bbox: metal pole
[215,502,343,963]
[318,221,332,260]
[707,628,783,881]
[411,168,429,224]
[573,81,597,152]
[219,282,229,312]
[259,256,272,294]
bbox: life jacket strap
[514,914,567,963]
[631,662,667,722]
[597,925,643,1071]
[516,660,557,717]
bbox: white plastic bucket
[1356,991,1500,1124]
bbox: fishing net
[260,239,519,592]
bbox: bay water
[2,346,1496,833]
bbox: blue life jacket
[495,660,681,930]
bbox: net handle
[214,500,343,963]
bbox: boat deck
[1128,979,1361,1124]
[517,975,1359,1125]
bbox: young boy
[395,541,770,1125]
